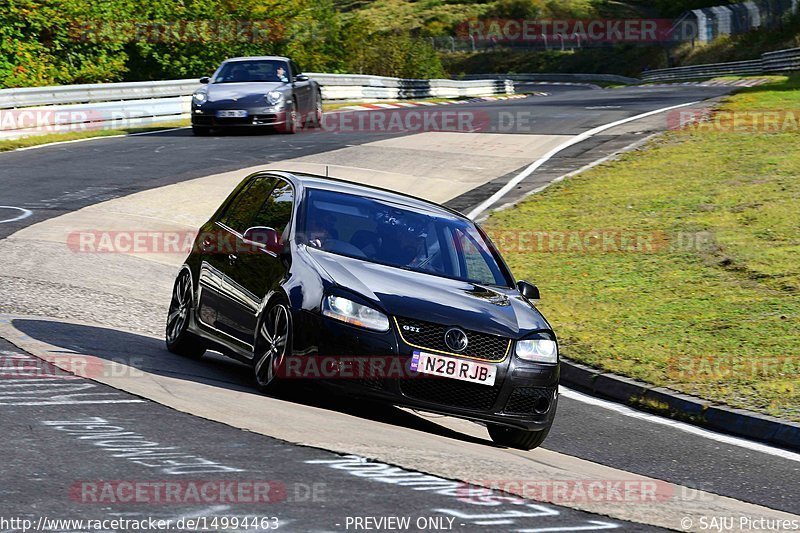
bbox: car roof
[263,171,469,220]
[223,56,290,63]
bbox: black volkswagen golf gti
[166,171,559,449]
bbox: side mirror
[294,74,310,82]
[243,226,282,255]
[199,76,210,84]
[517,280,540,300]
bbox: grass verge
[485,75,800,421]
[0,120,190,152]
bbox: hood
[306,247,550,338]
[204,82,285,105]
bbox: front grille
[504,387,553,415]
[395,317,510,362]
[400,379,501,411]
[351,377,387,391]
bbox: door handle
[228,253,238,265]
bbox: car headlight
[193,92,207,103]
[266,90,284,106]
[322,295,390,332]
[515,335,558,363]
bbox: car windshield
[214,60,289,83]
[300,188,511,287]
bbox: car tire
[192,126,211,136]
[487,423,551,450]
[253,298,292,393]
[165,270,206,359]
[280,101,298,134]
[312,93,323,128]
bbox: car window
[301,188,511,287]
[453,227,499,285]
[290,61,301,76]
[214,60,289,83]
[218,177,277,233]
[250,179,295,240]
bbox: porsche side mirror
[294,74,310,82]
[199,76,210,84]
[517,280,540,300]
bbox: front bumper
[191,106,289,128]
[293,310,560,431]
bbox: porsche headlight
[322,295,390,332]
[516,335,558,363]
[266,90,284,106]
[193,91,207,103]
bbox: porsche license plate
[410,351,496,386]
[216,110,248,118]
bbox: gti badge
[444,328,468,352]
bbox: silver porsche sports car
[190,56,323,135]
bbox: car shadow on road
[12,318,491,447]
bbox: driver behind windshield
[215,61,289,83]
[377,219,426,266]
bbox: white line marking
[0,400,145,405]
[560,386,800,463]
[466,100,701,219]
[0,206,32,224]
[4,126,190,153]
[170,505,231,522]
[129,126,189,136]
[10,134,127,152]
[492,133,659,214]
[517,521,619,532]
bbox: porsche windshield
[300,188,510,287]
[214,60,289,83]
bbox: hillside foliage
[0,0,444,88]
[2,0,797,87]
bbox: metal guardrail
[309,73,513,100]
[642,46,800,81]
[762,47,800,72]
[0,74,513,140]
[460,73,641,85]
[0,80,201,109]
[642,59,764,81]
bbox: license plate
[216,110,248,118]
[410,351,497,386]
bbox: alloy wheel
[254,304,290,388]
[167,272,192,343]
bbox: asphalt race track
[1,84,798,532]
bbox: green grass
[0,120,189,152]
[485,75,800,421]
